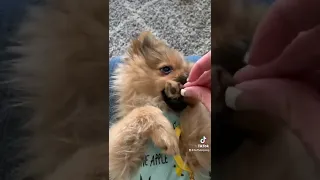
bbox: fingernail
[186,78,189,82]
[225,87,242,110]
[180,89,186,96]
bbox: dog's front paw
[150,117,179,155]
[151,128,179,155]
[165,80,182,99]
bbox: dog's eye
[160,66,173,75]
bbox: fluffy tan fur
[109,32,211,179]
[11,0,109,180]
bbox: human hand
[225,0,320,159]
[181,51,211,112]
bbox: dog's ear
[128,31,168,65]
[136,31,157,47]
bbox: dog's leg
[109,106,179,180]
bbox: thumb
[181,86,211,112]
[225,79,296,121]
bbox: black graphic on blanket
[141,154,169,167]
[140,175,151,180]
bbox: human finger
[184,70,211,89]
[225,79,320,160]
[248,0,320,66]
[181,86,211,112]
[235,25,320,83]
[187,51,211,83]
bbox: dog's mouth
[161,90,187,112]
[161,74,189,112]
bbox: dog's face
[121,32,193,99]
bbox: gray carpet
[109,0,211,58]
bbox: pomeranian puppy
[109,31,211,180]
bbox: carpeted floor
[109,0,211,58]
